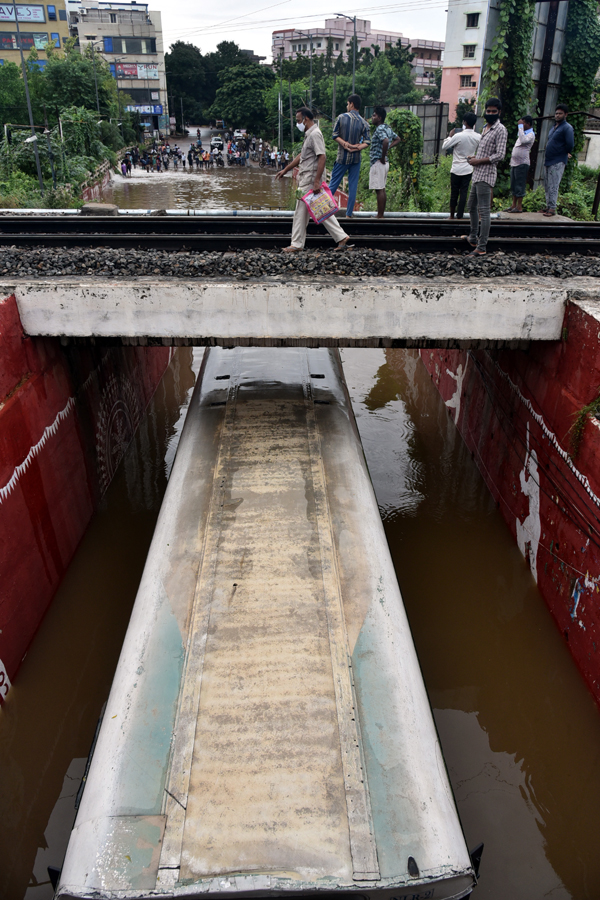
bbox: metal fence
[364,103,449,163]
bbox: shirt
[370,122,399,166]
[510,127,535,167]
[545,120,574,167]
[299,122,327,180]
[442,129,481,175]
[471,120,508,186]
[332,110,371,165]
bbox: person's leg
[467,183,479,244]
[289,198,310,249]
[323,213,348,245]
[449,172,460,218]
[345,162,361,216]
[328,161,347,200]
[376,189,386,217]
[457,174,471,219]
[475,182,492,251]
[545,162,565,213]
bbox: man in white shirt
[442,112,481,219]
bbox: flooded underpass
[1,170,600,899]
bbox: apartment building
[68,0,168,134]
[440,0,489,116]
[0,0,70,67]
[271,18,444,90]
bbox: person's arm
[565,123,575,154]
[442,132,459,151]
[313,153,326,192]
[276,153,301,179]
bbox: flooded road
[103,166,293,211]
[2,347,600,898]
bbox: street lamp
[295,30,315,110]
[335,13,357,93]
[12,3,44,194]
[83,35,102,114]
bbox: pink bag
[301,183,339,224]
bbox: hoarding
[0,4,45,22]
[125,104,163,114]
[116,62,159,80]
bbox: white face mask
[296,121,306,133]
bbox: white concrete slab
[5,275,595,347]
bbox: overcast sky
[154,0,449,62]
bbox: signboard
[125,104,163,114]
[0,31,48,49]
[116,62,159,80]
[0,4,45,22]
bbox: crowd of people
[275,92,575,256]
[119,140,226,176]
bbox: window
[302,43,307,51]
[466,12,480,27]
[316,41,321,48]
[110,12,116,22]
[291,43,296,50]
[463,44,476,58]
[58,9,66,19]
[47,4,56,19]
[335,42,339,50]
[50,31,59,44]
[103,36,156,54]
[460,74,475,87]
[103,35,113,52]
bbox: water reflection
[341,348,600,900]
[103,167,293,211]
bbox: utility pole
[180,97,184,135]
[84,36,102,113]
[43,103,57,188]
[13,2,44,195]
[288,79,294,146]
[278,48,283,150]
[332,72,336,122]
[335,13,357,92]
[296,30,314,109]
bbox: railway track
[0,215,599,254]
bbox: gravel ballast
[1,246,600,280]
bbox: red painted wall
[420,300,600,704]
[0,295,170,700]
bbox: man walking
[276,108,350,253]
[464,98,507,256]
[329,94,370,217]
[543,104,574,217]
[369,106,401,218]
[507,115,535,213]
[442,112,480,219]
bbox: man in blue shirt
[543,104,574,217]
[328,94,371,217]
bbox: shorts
[369,160,389,190]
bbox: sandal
[542,209,556,217]
[466,249,486,257]
[282,245,302,253]
[463,235,477,248]
[335,237,354,250]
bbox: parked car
[211,135,224,150]
[233,129,245,140]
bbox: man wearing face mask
[464,98,508,256]
[276,107,350,252]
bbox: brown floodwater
[102,166,293,211]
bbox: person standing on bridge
[464,97,507,257]
[543,104,574,217]
[276,107,351,253]
[369,106,401,218]
[507,115,535,213]
[329,94,371,217]
[442,111,480,219]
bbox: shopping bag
[301,183,339,224]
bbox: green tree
[209,63,275,130]
[558,0,600,155]
[165,41,207,127]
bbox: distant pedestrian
[120,160,127,177]
[442,111,481,219]
[507,115,535,213]
[329,94,370,217]
[276,107,350,252]
[369,106,401,218]
[464,98,507,256]
[543,104,574,217]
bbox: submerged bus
[57,347,478,900]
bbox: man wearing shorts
[369,106,401,218]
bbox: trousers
[450,172,472,218]
[467,180,492,251]
[290,174,347,249]
[328,160,361,216]
[544,162,566,210]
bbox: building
[68,0,168,134]
[271,18,443,90]
[0,0,70,68]
[439,0,488,116]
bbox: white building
[68,0,169,135]
[271,18,444,89]
[440,0,489,116]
